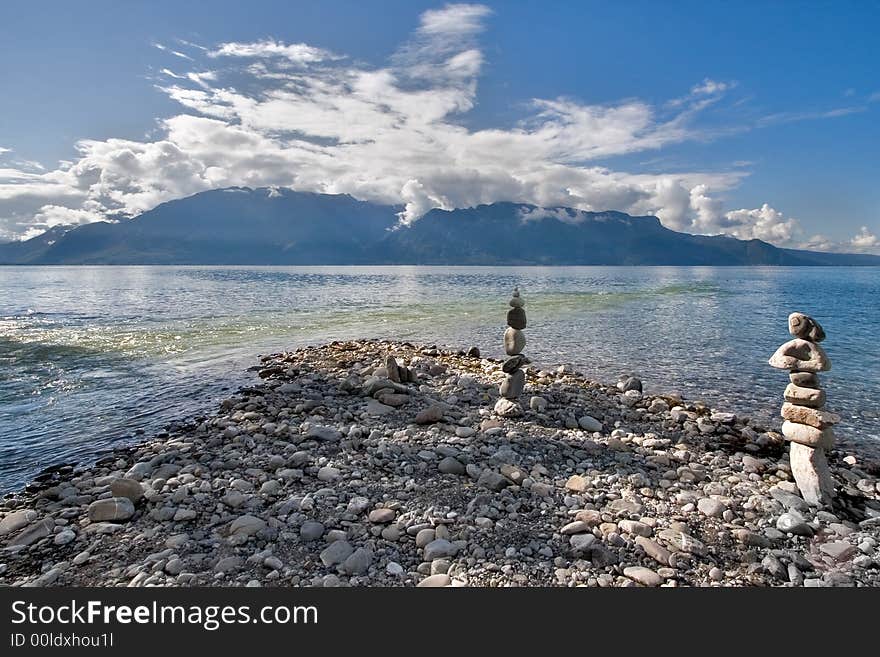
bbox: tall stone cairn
[494,287,527,417]
[768,312,837,506]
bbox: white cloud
[0,3,844,249]
[720,204,800,243]
[208,39,339,65]
[850,225,879,251]
[691,78,732,96]
[0,147,11,155]
[418,3,493,35]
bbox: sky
[0,0,878,251]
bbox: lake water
[1,265,878,492]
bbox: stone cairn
[768,312,838,506]
[494,287,528,417]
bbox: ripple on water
[0,265,878,491]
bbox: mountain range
[2,187,878,266]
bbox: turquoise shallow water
[1,265,878,492]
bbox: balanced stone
[385,354,400,383]
[768,311,836,507]
[790,442,834,506]
[509,286,523,307]
[782,420,834,449]
[789,371,820,388]
[768,339,831,373]
[783,383,826,408]
[502,355,528,373]
[788,312,826,342]
[503,328,526,355]
[780,403,840,430]
[507,307,527,330]
[500,369,525,399]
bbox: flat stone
[502,355,528,373]
[790,371,820,388]
[781,403,839,429]
[305,426,342,441]
[819,541,857,562]
[657,528,706,556]
[0,510,38,536]
[618,519,652,537]
[87,497,135,523]
[782,421,834,449]
[377,393,409,408]
[7,518,54,547]
[607,498,644,516]
[634,536,671,565]
[623,566,663,587]
[784,383,826,408]
[214,556,242,573]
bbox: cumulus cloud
[0,3,854,249]
[850,226,879,251]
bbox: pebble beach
[1,338,879,588]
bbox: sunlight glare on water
[1,265,878,491]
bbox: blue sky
[0,0,877,250]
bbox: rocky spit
[1,339,879,588]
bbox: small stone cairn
[768,312,838,506]
[494,287,528,417]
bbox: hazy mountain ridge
[1,187,878,266]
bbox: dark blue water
[1,265,878,491]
